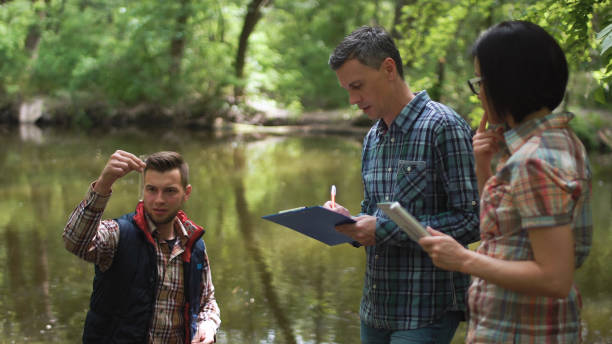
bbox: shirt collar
[504,112,574,154]
[146,214,189,240]
[376,91,430,136]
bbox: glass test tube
[138,154,147,202]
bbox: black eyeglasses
[467,77,482,95]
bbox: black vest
[82,209,206,343]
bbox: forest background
[0,0,611,148]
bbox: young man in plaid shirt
[325,26,480,343]
[64,150,220,343]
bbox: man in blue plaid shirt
[324,26,480,343]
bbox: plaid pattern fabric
[467,112,592,343]
[359,91,480,329]
[63,185,221,343]
[63,187,119,271]
[148,219,189,343]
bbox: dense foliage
[0,0,610,127]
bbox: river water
[0,125,610,343]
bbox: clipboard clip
[278,206,307,214]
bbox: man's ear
[184,184,192,201]
[381,57,398,80]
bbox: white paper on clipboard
[377,202,430,242]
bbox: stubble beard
[145,209,180,226]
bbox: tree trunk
[391,0,411,40]
[372,0,380,25]
[431,8,469,102]
[213,2,226,42]
[51,0,68,33]
[24,0,50,58]
[391,0,417,69]
[234,0,270,98]
[485,0,496,28]
[22,0,50,113]
[170,0,190,80]
[430,57,446,101]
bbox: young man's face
[335,58,393,120]
[142,168,191,225]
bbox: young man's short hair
[145,151,189,189]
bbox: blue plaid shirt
[359,91,480,329]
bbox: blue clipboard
[262,206,357,246]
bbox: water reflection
[232,146,297,344]
[0,127,610,343]
[19,124,44,143]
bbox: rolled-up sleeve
[513,158,581,229]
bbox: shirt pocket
[393,160,426,206]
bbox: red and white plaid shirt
[63,184,221,343]
[467,113,592,343]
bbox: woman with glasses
[418,20,592,343]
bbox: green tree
[0,0,608,127]
[594,11,612,104]
[234,0,271,98]
[250,0,395,109]
[389,0,611,123]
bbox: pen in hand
[331,185,336,208]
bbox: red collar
[132,201,205,262]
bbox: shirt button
[390,138,395,143]
[472,200,477,206]
[387,167,392,172]
[375,255,379,260]
[373,284,377,289]
[407,166,411,172]
[385,196,389,201]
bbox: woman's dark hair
[472,20,568,123]
[145,151,189,189]
[329,26,404,80]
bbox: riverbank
[2,96,611,151]
[0,96,373,138]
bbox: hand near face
[94,150,146,195]
[472,112,504,169]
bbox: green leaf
[602,34,612,55]
[593,86,606,104]
[596,23,612,40]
